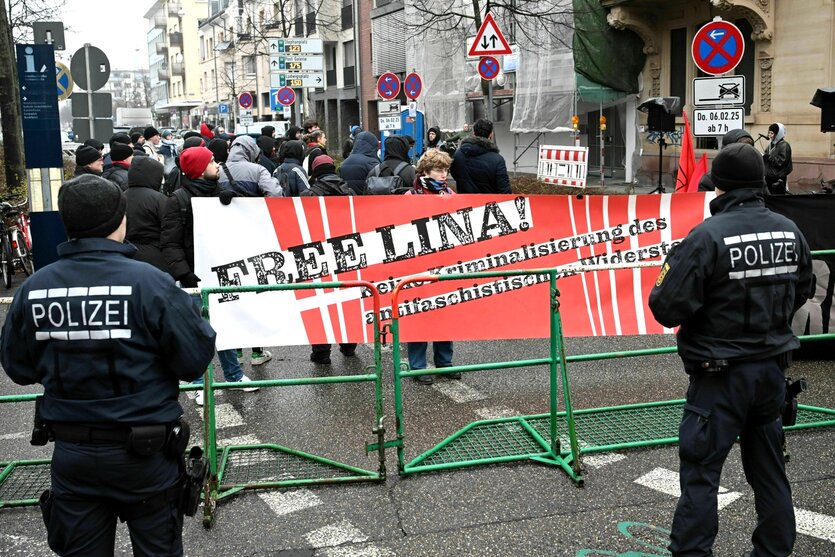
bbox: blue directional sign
[17,44,62,169]
[269,88,281,112]
[218,103,229,114]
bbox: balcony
[306,12,317,34]
[172,62,185,77]
[169,31,183,48]
[264,20,282,31]
[156,43,168,56]
[342,66,355,87]
[326,69,336,87]
[341,5,353,30]
[158,67,170,81]
[153,15,167,29]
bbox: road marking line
[795,507,835,542]
[432,381,487,403]
[305,519,368,548]
[0,432,28,441]
[214,403,245,429]
[475,406,518,419]
[322,546,395,557]
[258,489,321,516]
[583,453,627,468]
[635,467,741,510]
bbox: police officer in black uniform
[648,143,814,557]
[1,175,216,557]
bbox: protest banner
[193,193,713,350]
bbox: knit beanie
[130,132,144,144]
[256,135,276,155]
[128,155,164,187]
[144,126,160,140]
[261,125,275,137]
[58,175,127,239]
[110,132,131,146]
[768,123,780,135]
[208,138,229,163]
[76,145,101,166]
[180,146,215,179]
[84,138,105,151]
[183,136,206,150]
[711,143,766,191]
[110,143,133,162]
[182,131,202,141]
[311,155,335,178]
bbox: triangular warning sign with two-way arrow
[468,12,512,57]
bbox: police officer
[0,175,216,556]
[648,143,814,557]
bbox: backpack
[367,161,412,195]
[274,163,309,197]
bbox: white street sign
[240,109,253,126]
[267,37,324,55]
[377,100,401,115]
[269,72,325,89]
[269,54,324,73]
[693,75,746,106]
[282,106,291,118]
[378,115,401,131]
[692,108,745,136]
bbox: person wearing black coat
[371,135,415,188]
[339,131,379,195]
[126,156,169,273]
[450,118,511,194]
[101,143,133,191]
[257,135,277,175]
[302,155,357,364]
[275,140,310,196]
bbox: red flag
[675,112,696,192]
[686,153,708,192]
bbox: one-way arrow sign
[468,12,512,57]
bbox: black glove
[219,189,237,205]
[178,272,201,288]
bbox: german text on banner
[193,194,711,350]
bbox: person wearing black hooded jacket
[126,156,169,273]
[422,126,444,155]
[339,131,379,195]
[450,118,511,194]
[275,140,310,196]
[369,135,416,189]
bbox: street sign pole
[84,44,95,141]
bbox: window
[343,40,355,67]
[342,0,353,29]
[243,55,256,76]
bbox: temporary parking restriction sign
[377,72,400,100]
[691,18,745,76]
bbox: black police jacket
[648,188,813,363]
[0,238,217,425]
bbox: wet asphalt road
[1,294,834,556]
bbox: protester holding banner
[303,154,359,364]
[160,146,260,406]
[648,143,813,557]
[406,149,459,384]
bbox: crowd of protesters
[71,117,512,386]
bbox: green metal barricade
[0,281,389,522]
[382,269,585,485]
[197,281,387,528]
[385,251,835,484]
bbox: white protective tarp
[510,1,576,133]
[404,0,474,131]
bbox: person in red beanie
[160,146,258,406]
[200,122,215,143]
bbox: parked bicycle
[0,196,33,288]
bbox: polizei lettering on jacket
[725,231,799,279]
[210,197,533,302]
[28,286,133,340]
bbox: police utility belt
[45,420,189,458]
[684,351,793,375]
